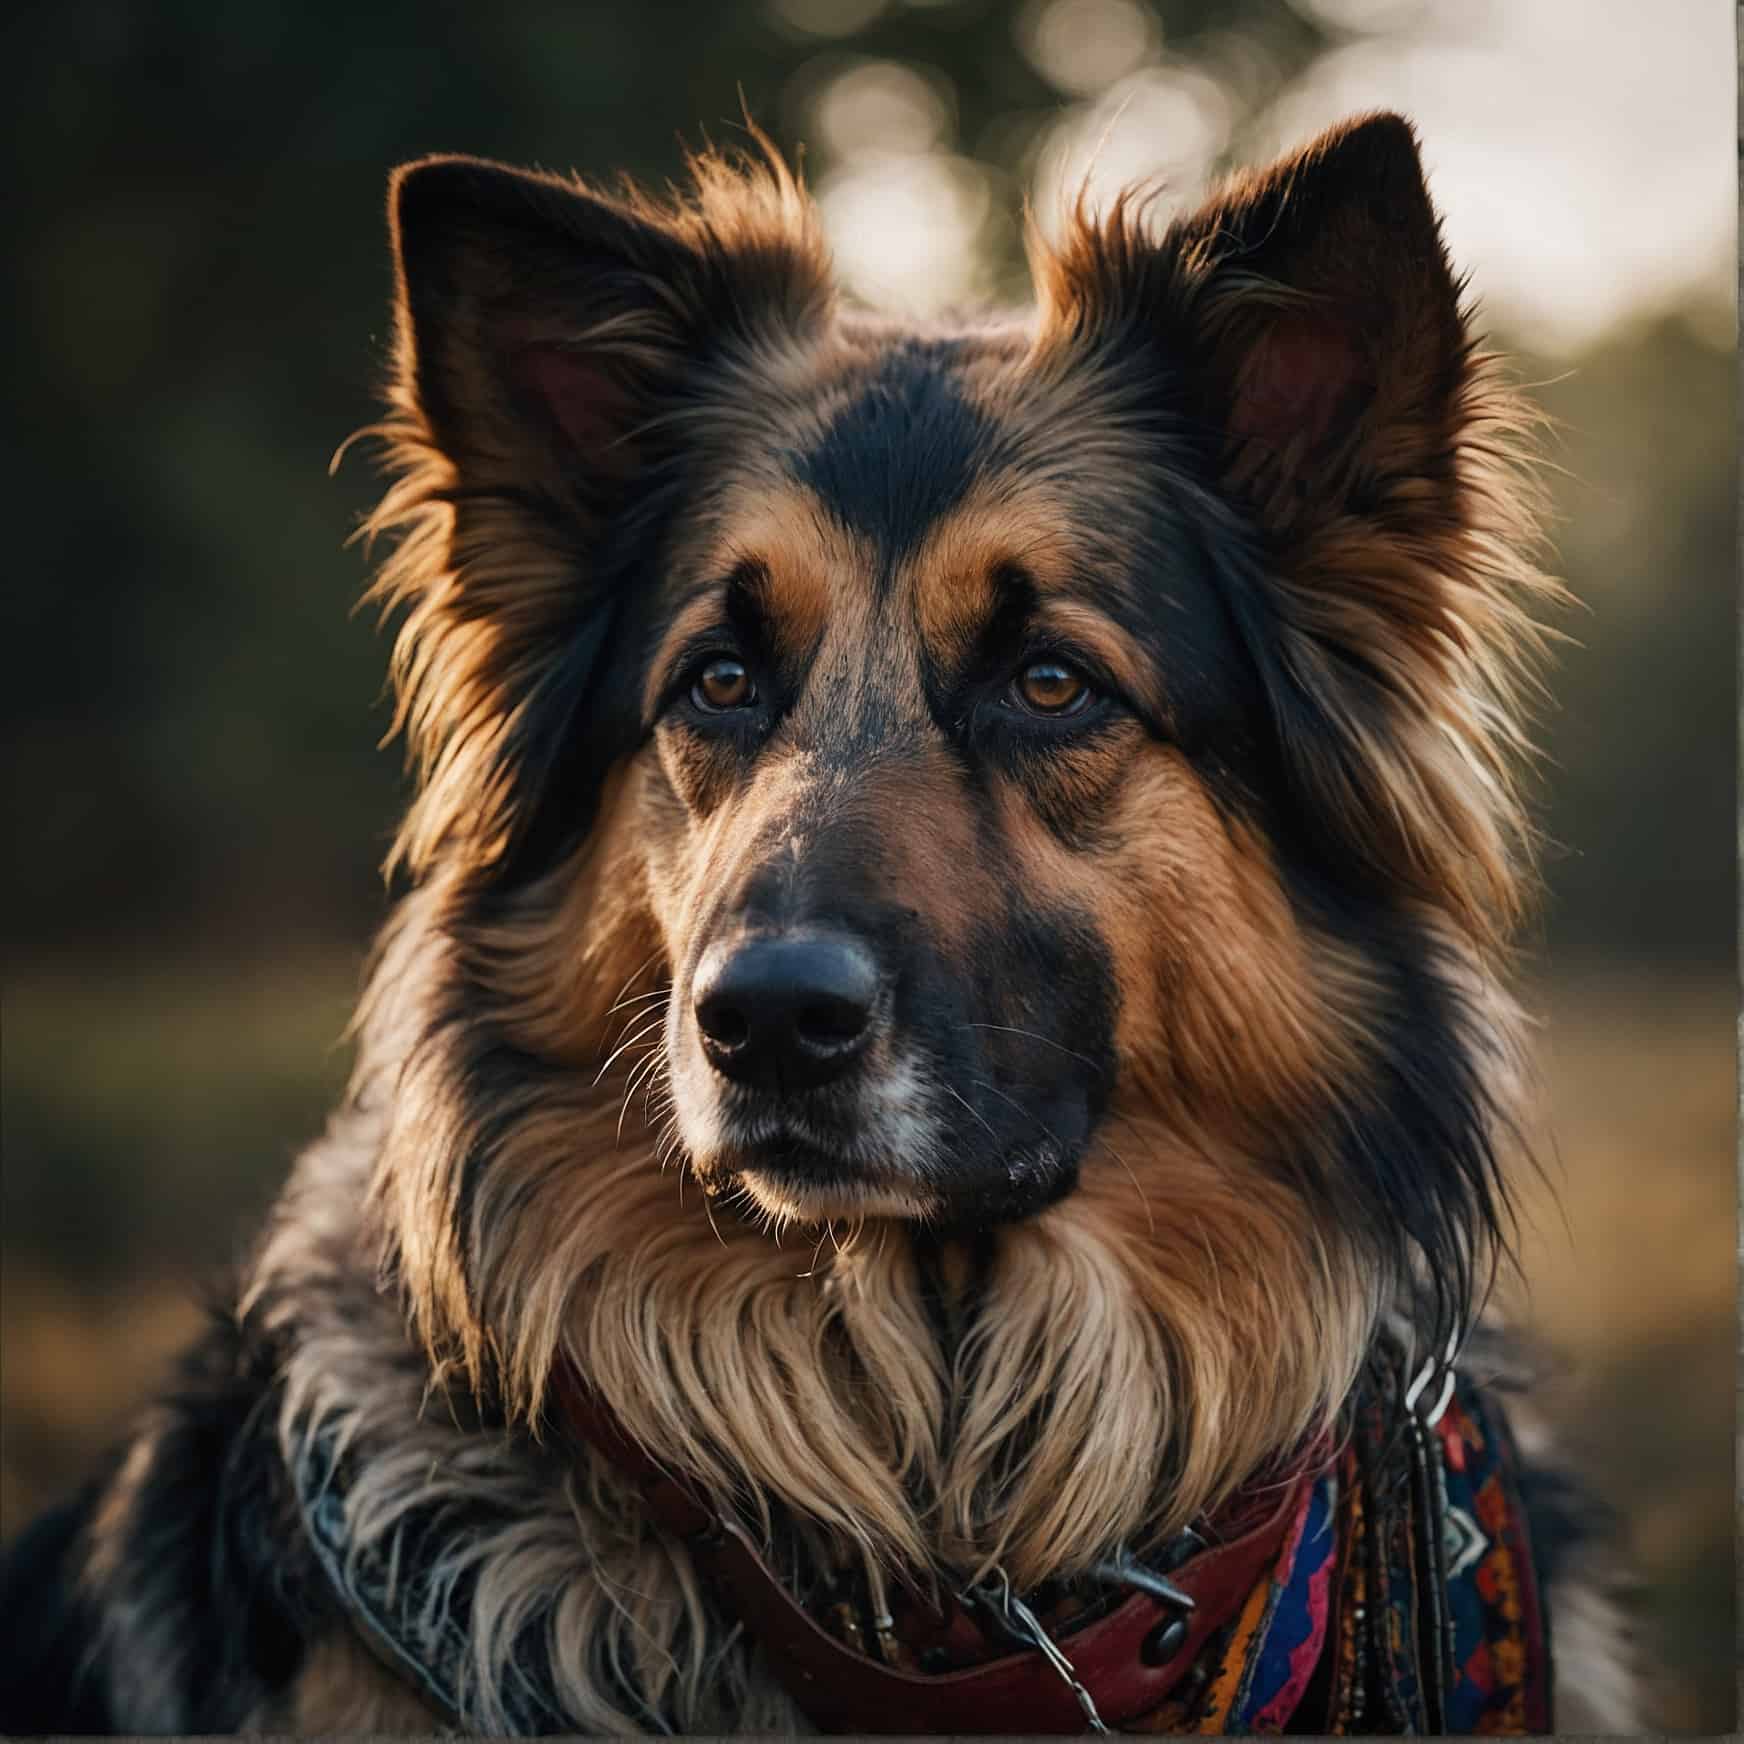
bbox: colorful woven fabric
[1128,1368,1551,1734]
[1435,1384,1552,1732]
[1315,1370,1552,1733]
[1229,1471,1340,1729]
[1126,1470,1337,1732]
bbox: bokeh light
[1259,0,1734,351]
[810,56,954,157]
[1031,65,1233,240]
[1016,0,1162,97]
[818,153,1000,313]
[770,0,890,41]
[783,0,1731,355]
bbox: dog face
[373,115,1543,1329]
[633,335,1295,1228]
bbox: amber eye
[691,656,756,712]
[1011,659,1092,717]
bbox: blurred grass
[1511,972,1734,1728]
[2,953,361,1530]
[1,961,1732,1726]
[2,954,360,1278]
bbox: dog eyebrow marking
[896,485,1168,723]
[739,538,833,670]
[643,490,870,723]
[904,489,1075,669]
[786,339,1018,570]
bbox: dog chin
[684,1130,934,1224]
[729,1166,942,1226]
[687,1130,1080,1230]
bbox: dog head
[365,114,1549,1419]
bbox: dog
[1,112,1642,1732]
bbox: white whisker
[965,1023,1099,1070]
[591,1013,667,1087]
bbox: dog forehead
[665,325,1231,729]
[686,332,1135,634]
[781,335,1022,569]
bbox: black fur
[0,1481,114,1731]
[788,339,1016,567]
[0,1304,321,1733]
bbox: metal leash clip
[963,1566,1111,1734]
[1403,1324,1464,1429]
[1090,1543,1198,1613]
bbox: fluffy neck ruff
[549,1139,1370,1591]
[351,885,1381,1595]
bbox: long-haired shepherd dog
[3,113,1643,1733]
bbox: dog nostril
[691,932,881,1090]
[696,995,750,1050]
[796,997,869,1051]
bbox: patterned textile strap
[1123,1364,1554,1734]
[1315,1367,1554,1734]
[1432,1383,1553,1732]
[1125,1472,1340,1731]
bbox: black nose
[692,932,881,1091]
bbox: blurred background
[2,0,1733,1725]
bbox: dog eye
[1010,660,1092,718]
[691,657,757,713]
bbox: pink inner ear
[511,343,639,463]
[1229,313,1369,458]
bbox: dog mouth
[698,1101,932,1214]
[715,1135,933,1219]
[665,988,1099,1227]
[694,1102,1080,1227]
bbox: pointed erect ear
[388,151,832,502]
[368,151,831,884]
[1036,117,1553,943]
[1038,113,1469,529]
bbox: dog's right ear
[370,151,831,882]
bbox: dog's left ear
[1036,111,1468,531]
[1037,116,1549,939]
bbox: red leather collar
[554,1362,1312,1734]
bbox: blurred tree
[1522,311,1735,973]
